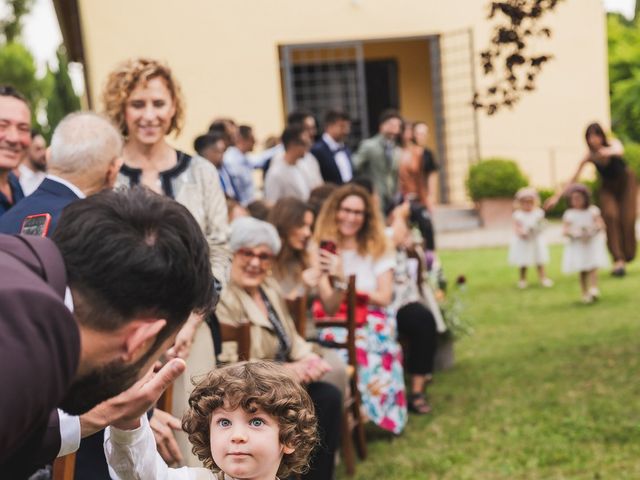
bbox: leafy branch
[473,0,564,115]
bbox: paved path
[437,220,640,250]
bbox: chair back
[312,274,366,474]
[220,322,252,362]
[52,453,76,480]
[286,292,308,338]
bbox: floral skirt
[318,307,408,434]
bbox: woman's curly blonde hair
[313,183,390,259]
[182,361,318,478]
[101,57,185,137]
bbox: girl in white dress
[562,184,609,303]
[508,187,553,289]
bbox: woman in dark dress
[546,123,637,276]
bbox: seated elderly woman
[216,216,344,480]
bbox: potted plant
[466,158,528,227]
[423,258,472,372]
[431,272,472,371]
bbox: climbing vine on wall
[473,0,564,115]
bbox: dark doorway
[365,59,399,136]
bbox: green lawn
[339,245,640,480]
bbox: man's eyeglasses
[236,248,274,263]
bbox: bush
[538,188,567,218]
[466,158,529,201]
[624,141,640,179]
[539,181,600,219]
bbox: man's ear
[121,319,167,362]
[106,156,124,189]
[283,444,295,455]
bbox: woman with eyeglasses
[313,183,408,434]
[216,216,342,480]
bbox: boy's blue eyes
[216,418,265,427]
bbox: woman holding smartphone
[313,183,408,434]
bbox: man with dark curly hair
[105,361,319,480]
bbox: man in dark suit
[311,109,353,185]
[0,85,29,217]
[0,187,213,477]
[0,112,123,236]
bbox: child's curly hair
[182,361,318,477]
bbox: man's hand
[150,409,184,466]
[79,358,186,437]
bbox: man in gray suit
[354,109,403,212]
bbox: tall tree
[45,46,81,140]
[608,12,640,142]
[0,0,34,43]
[0,41,46,123]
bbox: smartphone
[319,240,337,254]
[20,213,52,237]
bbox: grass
[338,245,640,480]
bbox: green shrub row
[466,158,528,201]
[466,157,600,218]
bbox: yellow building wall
[78,0,609,202]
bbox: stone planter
[433,334,455,372]
[476,197,513,228]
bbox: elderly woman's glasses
[236,248,274,264]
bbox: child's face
[520,197,535,212]
[210,405,294,480]
[569,191,587,209]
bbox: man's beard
[30,156,46,172]
[58,352,152,415]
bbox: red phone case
[20,213,52,237]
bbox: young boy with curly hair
[105,361,318,480]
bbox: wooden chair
[52,453,75,480]
[313,274,367,475]
[219,322,252,362]
[286,292,308,338]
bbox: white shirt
[341,249,395,293]
[270,149,323,191]
[264,159,311,203]
[322,133,353,182]
[47,174,86,199]
[58,287,82,457]
[105,415,234,480]
[18,164,46,196]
